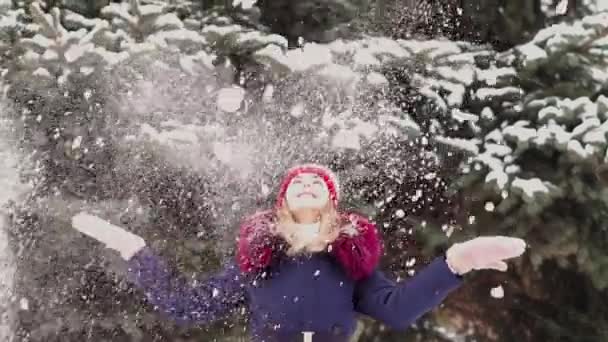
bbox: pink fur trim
[236,210,277,273]
[330,213,383,280]
[235,211,382,280]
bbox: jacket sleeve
[126,247,248,326]
[353,256,463,330]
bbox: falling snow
[0,0,605,341]
[490,285,504,299]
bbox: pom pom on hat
[276,164,340,208]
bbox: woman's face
[285,173,330,210]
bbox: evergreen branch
[29,2,56,39]
[574,23,608,53]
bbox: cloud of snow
[100,47,426,235]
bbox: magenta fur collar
[236,210,383,281]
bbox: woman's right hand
[71,212,146,260]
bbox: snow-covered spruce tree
[434,11,608,341]
[0,1,23,70]
[61,0,109,18]
[1,4,137,342]
[3,1,128,192]
[255,0,370,46]
[7,2,125,82]
[97,0,207,54]
[384,0,606,51]
[198,18,287,89]
[7,2,607,342]
[334,39,523,341]
[1,2,249,341]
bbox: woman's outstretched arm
[354,256,462,330]
[354,236,526,330]
[71,212,247,326]
[127,247,247,326]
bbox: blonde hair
[276,201,340,255]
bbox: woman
[72,164,526,342]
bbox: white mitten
[71,212,146,260]
[446,236,527,275]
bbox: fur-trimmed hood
[236,210,383,281]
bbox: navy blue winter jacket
[126,211,463,342]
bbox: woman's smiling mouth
[297,192,317,198]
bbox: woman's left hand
[446,236,527,275]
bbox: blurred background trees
[0,0,607,341]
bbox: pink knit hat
[276,164,340,208]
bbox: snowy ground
[0,121,27,342]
